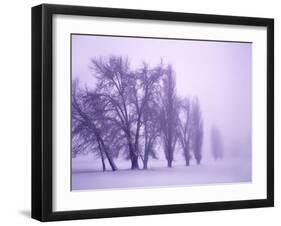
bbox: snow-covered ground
[72,155,251,190]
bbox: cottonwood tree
[210,125,223,160]
[179,98,192,166]
[142,104,161,169]
[72,79,117,171]
[159,65,180,168]
[90,57,164,169]
[190,97,204,165]
[129,62,164,169]
[73,56,205,171]
[90,56,140,169]
[129,62,163,169]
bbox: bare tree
[159,65,180,167]
[179,98,192,166]
[90,56,139,169]
[131,63,163,169]
[90,57,165,169]
[190,97,204,165]
[142,106,160,169]
[73,56,205,171]
[130,62,164,169]
[210,125,223,160]
[72,79,117,171]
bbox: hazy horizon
[72,34,252,159]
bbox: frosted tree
[130,62,164,169]
[191,97,204,165]
[89,56,140,169]
[73,56,204,171]
[210,125,223,160]
[159,65,180,167]
[142,104,161,169]
[179,98,192,166]
[72,79,117,171]
[137,63,163,169]
[90,56,164,169]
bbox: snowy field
[72,155,251,191]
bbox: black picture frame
[32,3,274,222]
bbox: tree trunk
[143,134,149,169]
[167,159,172,168]
[103,148,117,171]
[127,141,139,169]
[184,145,190,167]
[143,148,149,169]
[101,152,106,171]
[166,144,173,168]
[99,139,117,171]
[143,161,148,169]
[134,117,142,157]
[167,145,173,167]
[131,154,139,169]
[97,141,106,171]
[82,114,117,171]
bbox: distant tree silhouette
[210,125,223,160]
[179,98,192,166]
[191,97,204,165]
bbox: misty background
[72,34,252,160]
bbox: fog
[72,34,252,159]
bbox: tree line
[72,56,203,171]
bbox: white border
[53,15,267,211]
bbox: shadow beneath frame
[19,210,30,218]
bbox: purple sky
[72,34,252,157]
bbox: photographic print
[32,4,273,221]
[71,34,252,191]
